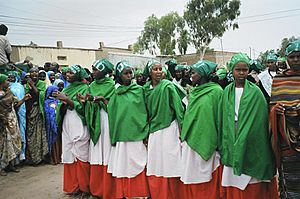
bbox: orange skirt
[63,159,90,193]
[114,169,150,198]
[181,166,222,199]
[148,176,182,199]
[89,165,104,197]
[221,177,279,199]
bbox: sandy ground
[0,164,92,199]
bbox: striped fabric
[269,69,300,199]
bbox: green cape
[181,82,223,160]
[218,80,276,180]
[56,82,89,130]
[108,83,149,145]
[143,79,184,133]
[25,80,46,121]
[85,77,115,145]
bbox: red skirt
[180,166,222,199]
[63,159,90,193]
[148,176,182,199]
[221,177,279,199]
[115,169,150,198]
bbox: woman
[56,65,90,195]
[48,71,56,85]
[0,74,30,175]
[25,67,48,165]
[44,85,61,164]
[7,71,27,161]
[180,60,223,199]
[53,79,64,92]
[38,70,51,87]
[83,59,115,198]
[143,59,184,199]
[218,53,278,199]
[108,61,150,198]
[270,40,300,198]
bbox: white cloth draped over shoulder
[62,109,90,163]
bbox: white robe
[146,120,182,177]
[62,109,90,163]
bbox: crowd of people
[0,22,300,199]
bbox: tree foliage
[184,0,240,60]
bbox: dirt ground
[0,164,91,199]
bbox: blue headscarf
[44,85,59,153]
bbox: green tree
[184,0,241,60]
[133,12,188,55]
[278,36,298,56]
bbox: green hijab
[266,53,278,62]
[192,60,217,79]
[181,82,223,160]
[108,83,149,145]
[0,74,8,83]
[218,80,276,180]
[85,76,115,145]
[115,61,132,78]
[228,53,250,71]
[143,59,161,78]
[69,65,89,81]
[216,68,227,80]
[93,59,114,75]
[285,39,300,56]
[249,59,264,73]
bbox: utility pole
[220,38,225,65]
[249,47,252,59]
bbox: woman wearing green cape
[107,61,150,198]
[25,67,48,165]
[143,59,184,199]
[218,53,278,199]
[55,65,90,195]
[180,60,223,199]
[83,59,115,199]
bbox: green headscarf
[277,57,287,62]
[93,59,114,75]
[216,68,227,80]
[143,59,161,77]
[175,64,185,71]
[115,61,132,78]
[0,74,8,84]
[191,60,217,79]
[134,68,143,76]
[7,71,19,77]
[285,39,300,56]
[165,59,177,67]
[61,67,70,73]
[249,59,264,73]
[266,53,278,62]
[70,65,89,80]
[228,53,250,72]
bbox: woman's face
[150,64,163,82]
[92,67,105,80]
[233,62,249,84]
[121,68,133,86]
[8,75,16,83]
[191,70,201,85]
[30,70,39,82]
[49,73,55,82]
[58,82,64,91]
[287,51,300,70]
[38,72,46,81]
[66,71,78,83]
[266,60,277,71]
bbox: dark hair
[0,24,8,35]
[114,69,123,85]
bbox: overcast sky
[1,0,300,58]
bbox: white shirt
[0,35,12,65]
[235,88,244,121]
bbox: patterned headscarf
[93,59,114,75]
[115,61,132,78]
[285,40,300,56]
[266,53,278,62]
[191,60,217,79]
[175,64,185,71]
[143,59,161,77]
[228,53,250,71]
[249,59,264,73]
[70,65,89,81]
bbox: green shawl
[143,79,184,133]
[181,82,223,161]
[108,83,149,145]
[85,77,115,145]
[56,82,89,130]
[25,80,46,121]
[218,80,276,180]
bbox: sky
[1,0,300,58]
